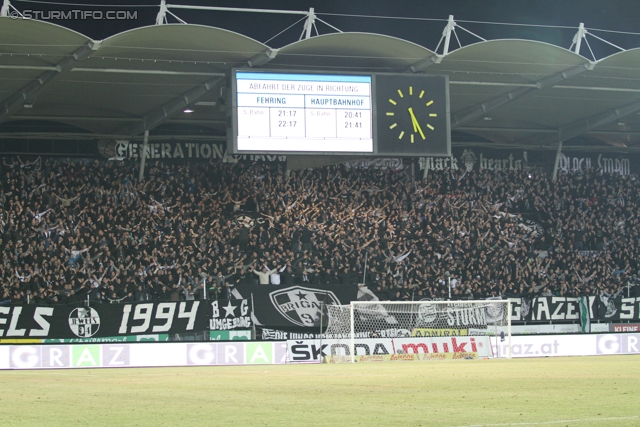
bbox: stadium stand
[1,155,639,306]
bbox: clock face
[375,74,450,156]
[386,86,438,144]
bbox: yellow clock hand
[414,120,426,140]
[408,108,426,140]
[408,108,417,133]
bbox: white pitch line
[6,371,96,377]
[450,415,639,427]
[6,370,183,377]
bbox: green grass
[1,356,638,427]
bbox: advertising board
[612,324,640,332]
[0,342,287,370]
[492,333,640,358]
[209,330,252,340]
[286,334,640,362]
[286,336,493,362]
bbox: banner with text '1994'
[0,301,210,340]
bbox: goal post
[324,300,512,362]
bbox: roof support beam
[121,77,224,136]
[248,49,279,67]
[0,0,22,18]
[441,15,456,56]
[0,41,96,123]
[72,68,224,77]
[301,7,315,40]
[451,62,593,128]
[157,2,310,28]
[410,55,442,73]
[572,23,587,55]
[0,132,226,141]
[519,97,640,146]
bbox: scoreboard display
[229,70,450,157]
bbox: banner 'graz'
[0,301,209,339]
[509,296,640,322]
[209,299,252,331]
[231,284,359,330]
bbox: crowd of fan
[1,155,639,306]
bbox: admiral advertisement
[232,284,359,331]
[411,328,470,337]
[0,301,209,340]
[509,296,640,322]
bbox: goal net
[323,300,511,362]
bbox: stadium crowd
[1,155,639,305]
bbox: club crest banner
[232,284,359,331]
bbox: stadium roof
[3,14,640,153]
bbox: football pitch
[1,355,638,427]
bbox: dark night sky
[8,0,640,59]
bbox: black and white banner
[417,148,637,175]
[261,329,325,341]
[99,140,285,163]
[232,284,360,331]
[0,301,209,339]
[209,299,252,331]
[509,296,640,322]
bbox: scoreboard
[229,70,450,157]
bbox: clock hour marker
[426,100,434,106]
[398,131,404,139]
[389,99,397,105]
[419,90,424,98]
[427,124,434,130]
[409,86,413,96]
[411,134,415,143]
[397,89,403,98]
[429,113,437,117]
[386,112,394,116]
[390,123,397,129]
